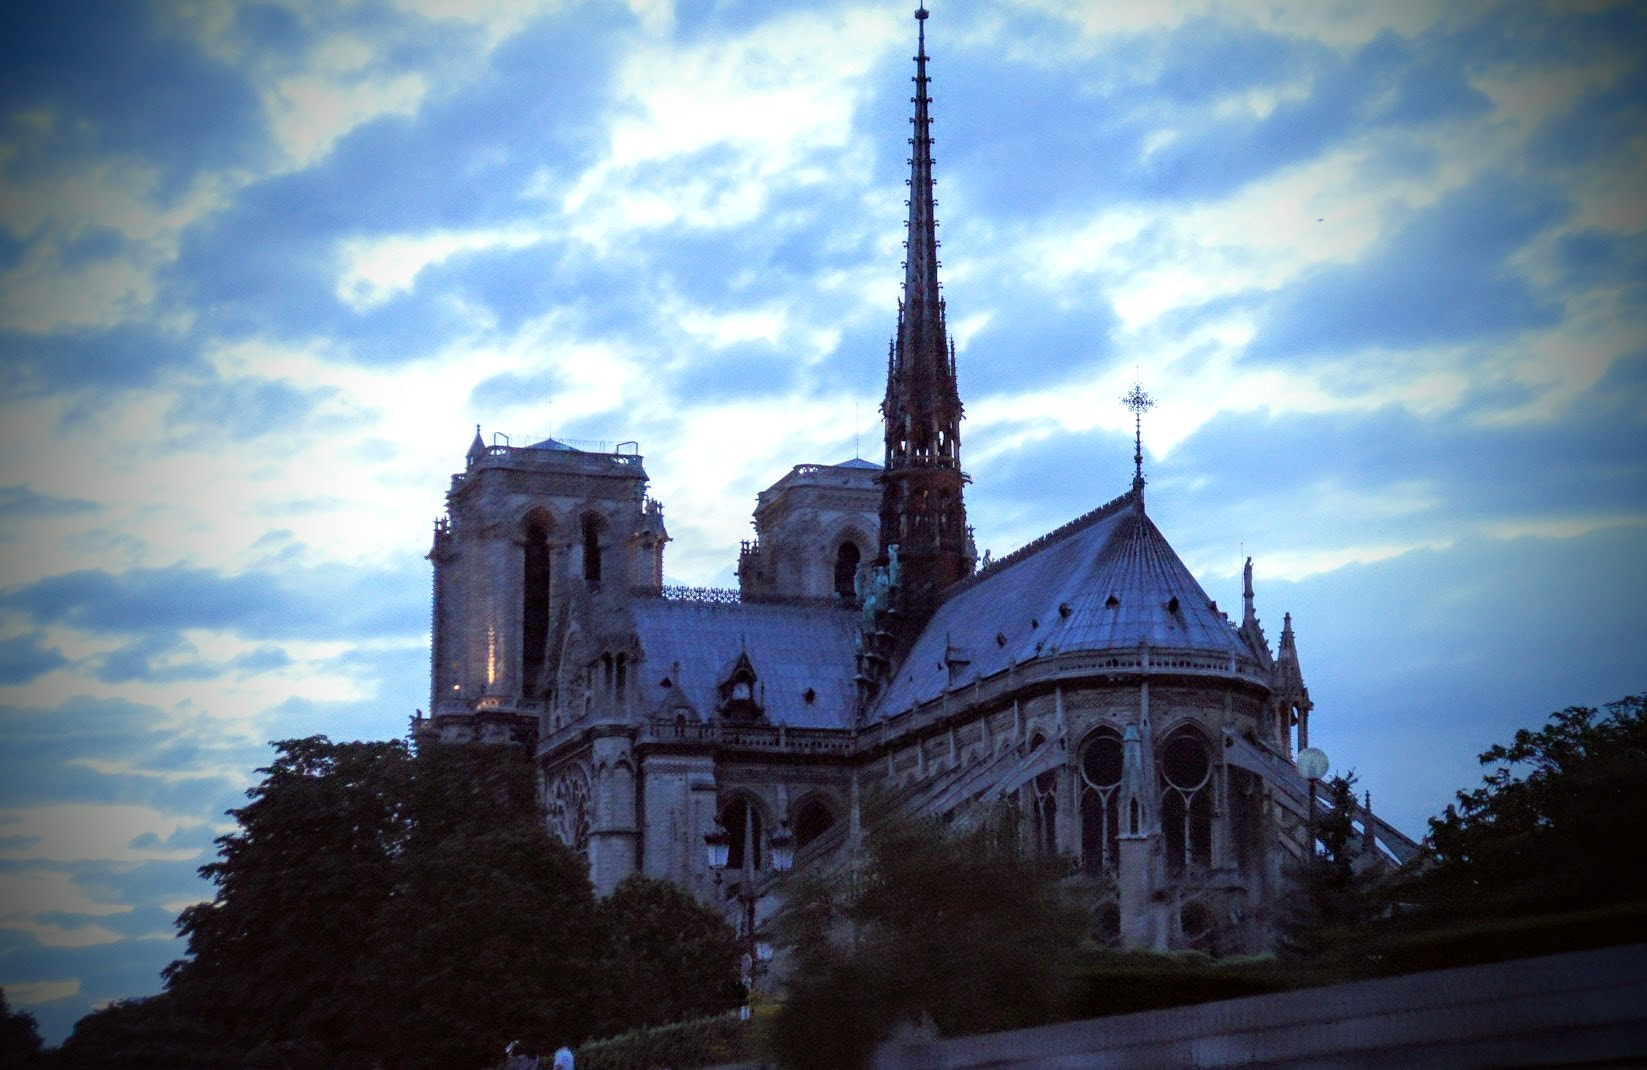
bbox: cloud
[2,561,425,643]
[1247,175,1568,360]
[0,632,69,685]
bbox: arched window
[834,541,861,602]
[1079,728,1124,874]
[720,796,764,871]
[1031,768,1058,857]
[521,517,553,698]
[582,514,603,586]
[1180,901,1215,952]
[1160,727,1214,875]
[792,797,836,848]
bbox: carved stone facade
[416,8,1415,956]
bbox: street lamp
[704,814,795,1019]
[1296,746,1329,854]
[703,818,731,881]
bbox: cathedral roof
[871,489,1265,716]
[835,457,881,470]
[630,598,861,730]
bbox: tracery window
[1160,726,1214,875]
[1079,728,1123,874]
[548,766,592,859]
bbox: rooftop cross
[1121,380,1154,490]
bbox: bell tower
[876,3,972,628]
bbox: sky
[1,0,1643,1044]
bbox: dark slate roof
[630,599,861,729]
[872,490,1260,717]
[835,457,882,470]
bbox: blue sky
[1,0,1643,1043]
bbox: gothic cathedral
[417,6,1416,955]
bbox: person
[553,1044,574,1070]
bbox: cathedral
[417,6,1416,955]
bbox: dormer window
[716,651,764,720]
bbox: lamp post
[1295,746,1329,855]
[705,815,794,1019]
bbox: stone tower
[737,460,881,604]
[423,431,666,746]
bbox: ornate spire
[1121,380,1154,506]
[903,3,941,336]
[877,2,969,625]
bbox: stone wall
[868,943,1647,1070]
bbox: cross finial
[1121,380,1154,488]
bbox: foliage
[590,875,742,1035]
[165,737,415,1053]
[46,993,237,1069]
[1276,772,1387,959]
[362,825,603,1067]
[2,988,45,1068]
[577,1011,751,1070]
[54,735,750,1069]
[1407,694,1647,920]
[767,806,1085,1070]
[147,736,603,1068]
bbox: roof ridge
[946,486,1137,596]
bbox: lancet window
[521,516,553,698]
[1079,728,1124,874]
[581,513,604,586]
[1160,726,1214,875]
[834,541,862,602]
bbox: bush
[576,1012,751,1070]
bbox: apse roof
[835,457,882,469]
[630,598,860,730]
[872,490,1260,717]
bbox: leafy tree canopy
[52,735,741,1070]
[2,987,46,1068]
[768,805,1084,1070]
[1409,694,1647,919]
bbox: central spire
[902,3,941,334]
[877,2,970,630]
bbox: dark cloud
[163,375,344,444]
[0,325,204,396]
[0,695,256,813]
[1247,175,1567,360]
[469,367,565,413]
[951,283,1119,397]
[163,5,626,362]
[0,631,69,685]
[666,339,802,402]
[0,2,264,189]
[0,486,99,519]
[1,561,425,643]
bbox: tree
[1,988,45,1068]
[769,806,1084,1070]
[1276,772,1386,958]
[1408,693,1647,920]
[155,736,606,1069]
[591,875,742,1035]
[49,994,236,1069]
[164,737,414,1055]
